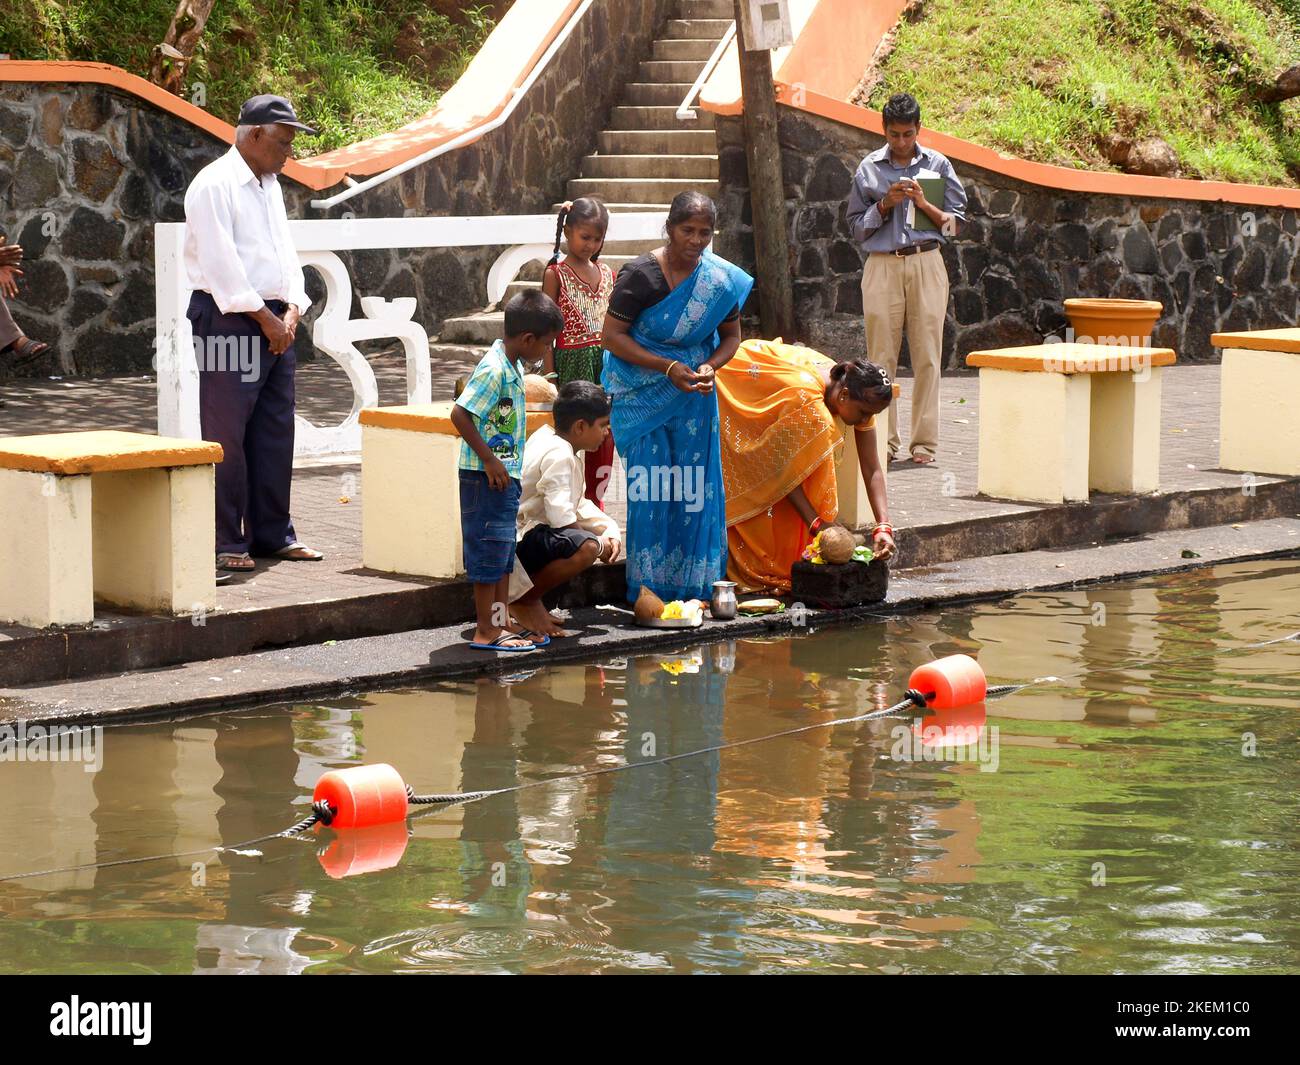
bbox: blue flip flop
[470,633,538,653]
[513,628,551,648]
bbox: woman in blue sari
[601,192,755,603]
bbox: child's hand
[600,536,622,563]
[485,456,510,490]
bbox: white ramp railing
[154,212,667,456]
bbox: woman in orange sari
[717,339,895,593]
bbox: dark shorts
[459,470,521,583]
[517,524,599,577]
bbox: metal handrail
[310,0,595,210]
[676,20,736,121]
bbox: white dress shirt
[183,146,310,315]
[508,423,620,604]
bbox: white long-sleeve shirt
[183,146,310,315]
[516,423,621,541]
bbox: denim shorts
[517,524,599,576]
[459,469,521,583]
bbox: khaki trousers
[861,248,949,458]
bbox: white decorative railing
[154,211,667,456]
[677,20,736,121]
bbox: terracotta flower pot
[1063,298,1163,346]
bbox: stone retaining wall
[714,107,1300,364]
[0,0,674,378]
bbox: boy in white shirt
[509,381,622,639]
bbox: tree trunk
[149,0,217,97]
[1256,65,1300,104]
[733,0,795,342]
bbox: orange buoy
[318,820,410,879]
[907,654,987,709]
[312,763,409,829]
[913,702,986,748]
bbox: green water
[1,560,1297,974]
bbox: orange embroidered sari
[717,339,872,593]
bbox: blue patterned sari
[602,250,755,602]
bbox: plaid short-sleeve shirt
[455,340,528,477]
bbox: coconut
[524,374,557,406]
[819,525,856,565]
[634,584,666,622]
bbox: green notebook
[908,176,948,232]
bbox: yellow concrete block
[1219,347,1300,476]
[91,465,216,613]
[967,342,1175,374]
[359,402,552,436]
[0,468,93,627]
[0,430,222,475]
[362,424,463,578]
[977,368,1091,503]
[1088,366,1163,494]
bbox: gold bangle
[665,360,680,377]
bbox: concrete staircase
[435,0,731,354]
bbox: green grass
[867,0,1300,185]
[0,0,497,153]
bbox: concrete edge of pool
[1,515,1297,726]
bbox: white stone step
[439,311,504,345]
[679,0,734,19]
[663,18,732,39]
[609,105,715,130]
[555,201,673,214]
[638,60,708,83]
[652,38,718,61]
[598,128,717,155]
[567,176,721,203]
[624,82,697,106]
[581,153,719,179]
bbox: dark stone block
[1233,245,1267,292]
[1112,275,1149,300]
[1021,257,1061,302]
[349,249,392,293]
[953,286,983,325]
[1122,225,1159,274]
[1034,301,1068,338]
[1160,239,1183,273]
[61,207,126,260]
[798,245,825,278]
[990,219,1017,254]
[109,269,155,327]
[828,240,861,273]
[793,279,825,319]
[961,243,989,284]
[18,214,53,258]
[779,150,807,190]
[1022,193,1055,225]
[70,326,154,376]
[119,171,153,219]
[1269,243,1293,285]
[1150,276,1176,318]
[835,278,863,315]
[1059,262,1081,299]
[1219,299,1255,335]
[1254,221,1281,247]
[70,135,124,201]
[15,258,70,313]
[778,114,829,155]
[1205,212,1231,252]
[790,558,888,609]
[983,270,1023,314]
[1081,255,1122,294]
[1151,319,1180,351]
[965,184,986,216]
[1016,222,1047,257]
[797,205,834,241]
[127,225,154,265]
[806,154,853,201]
[14,149,60,207]
[1055,196,1087,223]
[988,188,1018,217]
[940,241,959,281]
[1053,223,1090,260]
[0,103,33,146]
[1181,228,1207,260]
[1156,210,1184,243]
[68,288,110,328]
[957,314,1039,356]
[1172,268,1191,311]
[960,216,986,244]
[1091,218,1119,254]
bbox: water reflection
[0,560,1296,973]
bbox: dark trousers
[189,290,298,556]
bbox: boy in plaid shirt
[450,290,564,652]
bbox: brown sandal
[6,336,50,365]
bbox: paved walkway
[0,357,1281,617]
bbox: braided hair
[549,196,609,265]
[829,358,893,406]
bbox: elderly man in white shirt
[184,94,323,573]
[507,381,621,641]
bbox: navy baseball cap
[237,94,317,135]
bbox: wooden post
[733,0,795,341]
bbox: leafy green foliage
[0,0,498,153]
